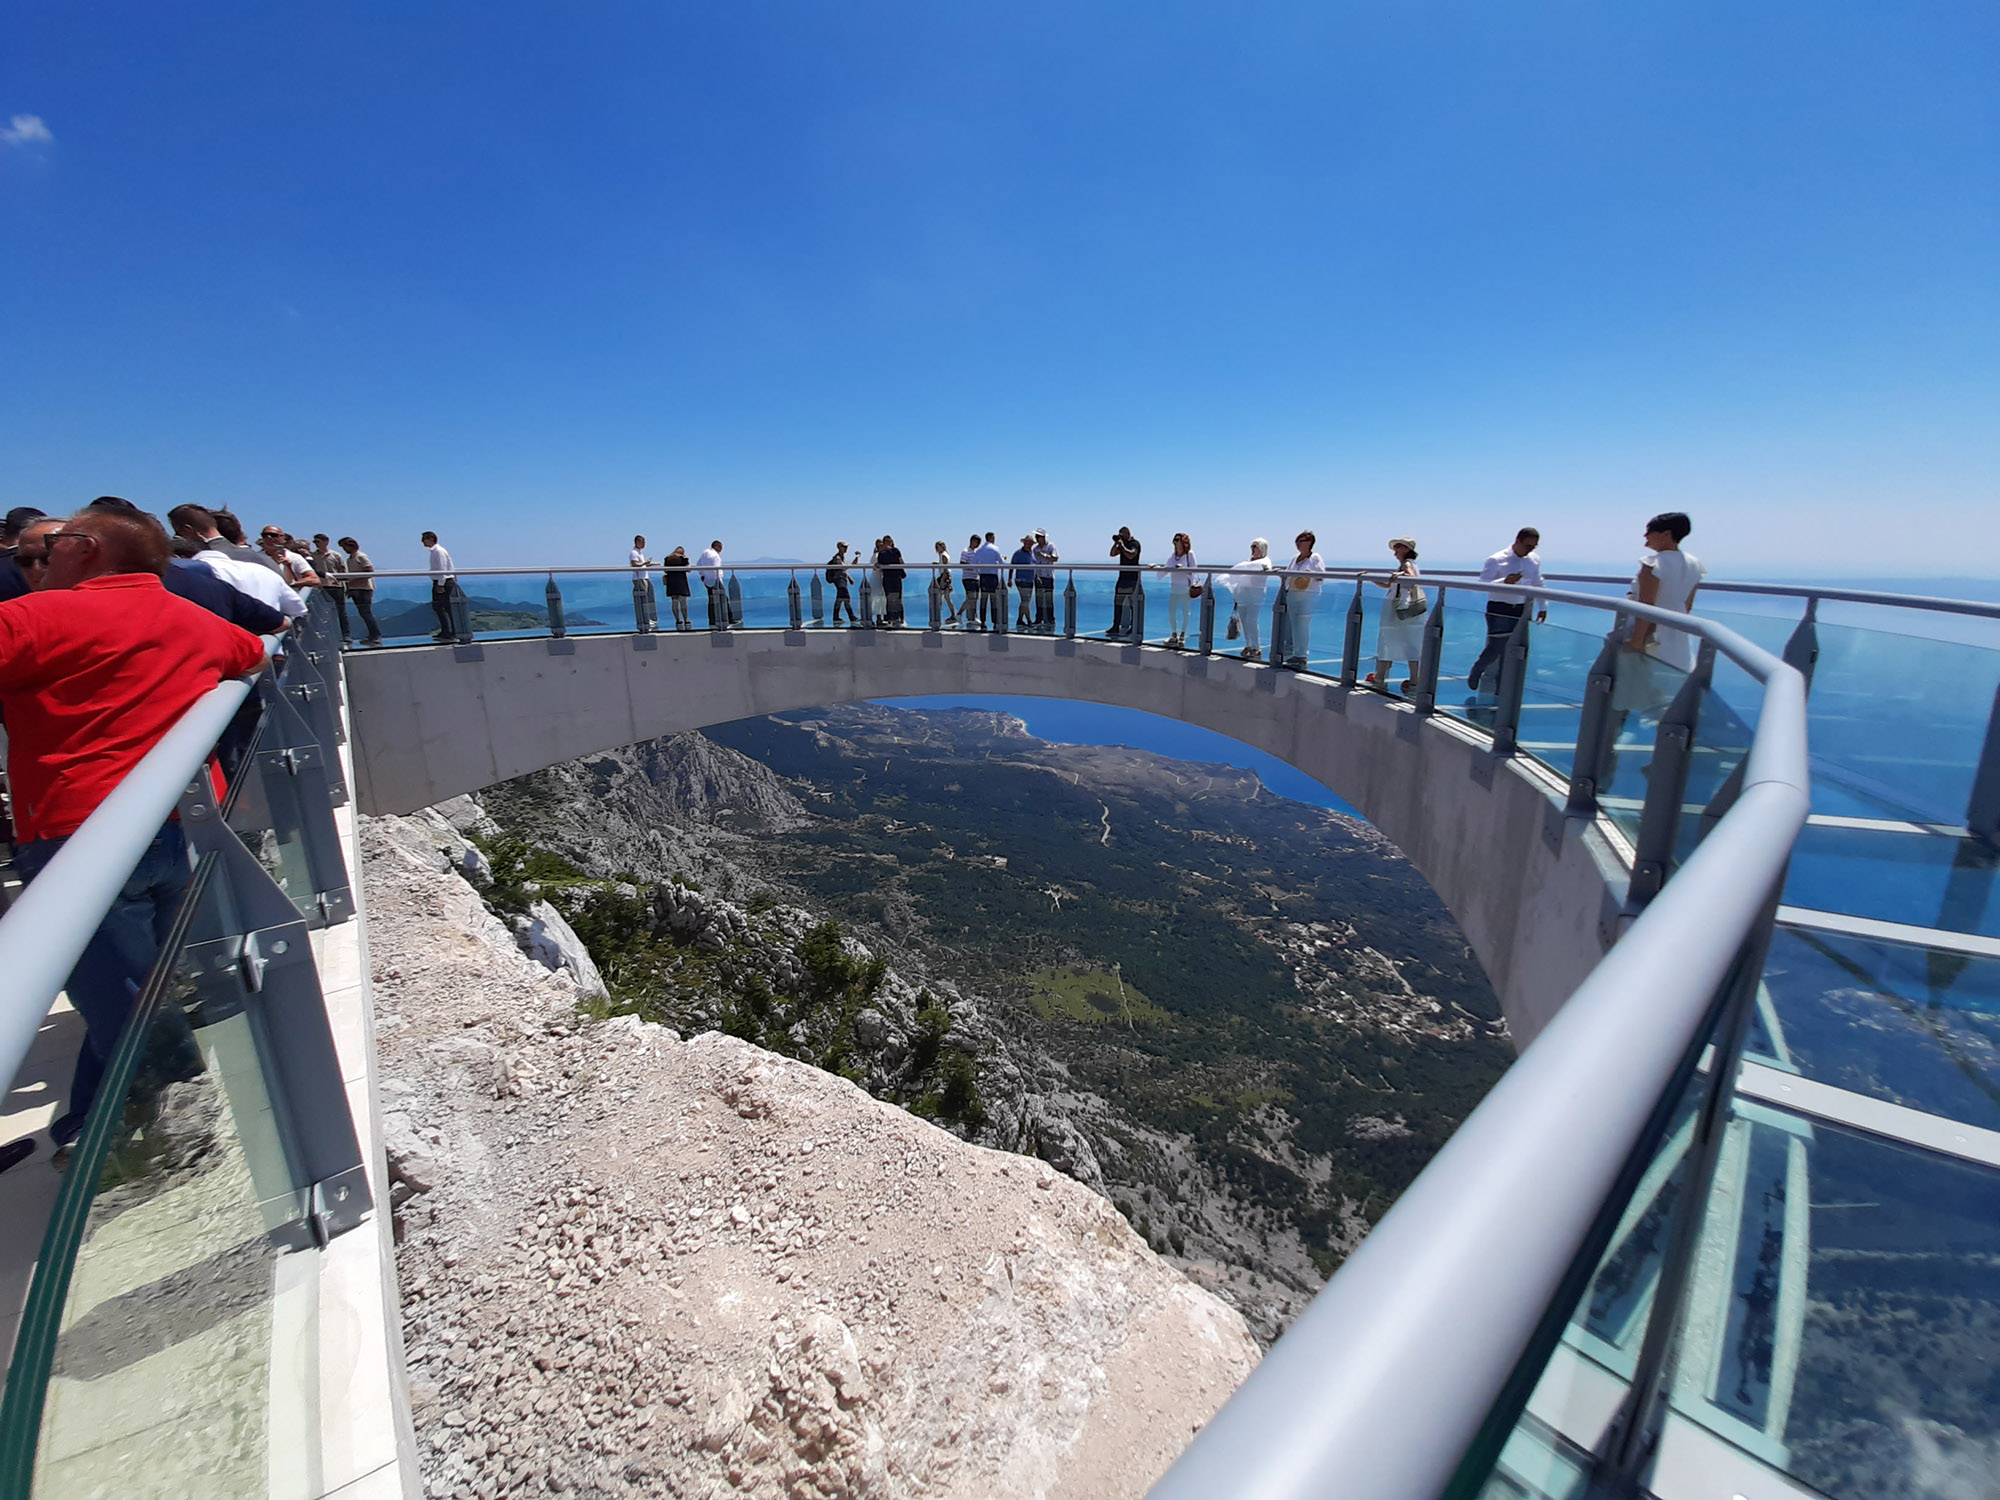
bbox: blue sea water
[869,694,1360,817]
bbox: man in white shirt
[1031,529,1059,632]
[1229,539,1273,661]
[695,540,727,630]
[1466,527,1543,697]
[421,530,455,640]
[971,533,1006,631]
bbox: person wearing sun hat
[1368,536,1427,693]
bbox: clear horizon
[4,5,1994,576]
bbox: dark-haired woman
[662,546,693,629]
[878,535,907,626]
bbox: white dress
[1375,567,1426,661]
[1640,550,1704,673]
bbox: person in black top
[878,535,907,627]
[826,543,857,625]
[1109,527,1142,639]
[661,546,693,630]
[0,506,47,602]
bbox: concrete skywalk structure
[4,562,1998,1500]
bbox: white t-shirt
[1638,549,1706,673]
[629,548,651,568]
[1479,545,1543,604]
[192,551,308,618]
[1230,557,1273,603]
[427,543,454,578]
[695,547,723,587]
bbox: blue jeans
[15,822,192,1135]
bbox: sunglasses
[15,551,50,568]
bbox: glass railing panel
[1456,1029,1723,1498]
[5,862,320,1499]
[1783,827,1999,938]
[1659,1106,2000,1499]
[1756,926,2000,1130]
[1800,621,2000,826]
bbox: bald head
[46,509,171,590]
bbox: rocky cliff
[366,811,1260,1500]
[469,711,1510,1340]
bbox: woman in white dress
[1165,532,1197,647]
[1367,537,1426,693]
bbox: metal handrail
[355,561,2000,623]
[1149,604,1808,1500]
[0,635,282,1100]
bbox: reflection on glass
[1666,1110,2000,1498]
[1760,927,2000,1131]
[22,918,319,1498]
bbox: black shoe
[0,1139,33,1174]
[50,1111,85,1148]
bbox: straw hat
[1388,536,1418,557]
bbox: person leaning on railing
[0,507,268,1166]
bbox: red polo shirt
[0,573,268,842]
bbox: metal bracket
[312,1165,373,1244]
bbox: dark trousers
[430,580,454,636]
[349,591,381,642]
[1034,579,1055,629]
[1467,600,1526,691]
[832,583,855,622]
[979,577,999,626]
[1113,580,1138,638]
[16,823,197,1137]
[883,580,904,625]
[328,591,351,641]
[706,584,728,629]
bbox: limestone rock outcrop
[365,812,1260,1499]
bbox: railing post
[809,570,824,626]
[1128,578,1144,642]
[1490,609,1534,755]
[1413,585,1447,715]
[1342,579,1365,687]
[996,576,1010,634]
[1627,643,1715,909]
[787,572,803,631]
[928,576,943,632]
[1198,572,1217,655]
[545,575,567,637]
[1968,681,2000,847]
[726,571,743,627]
[1063,571,1077,638]
[1270,581,1291,664]
[447,578,473,644]
[1782,594,1820,688]
[859,572,874,628]
[1566,636,1624,816]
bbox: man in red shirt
[1,508,268,1153]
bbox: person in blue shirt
[1011,536,1038,629]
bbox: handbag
[1188,582,1204,599]
[1226,613,1240,640]
[1393,584,1428,621]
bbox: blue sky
[3,3,1994,576]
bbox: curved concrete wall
[343,631,1631,1048]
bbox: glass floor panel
[1783,828,2000,938]
[1755,926,2000,1131]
